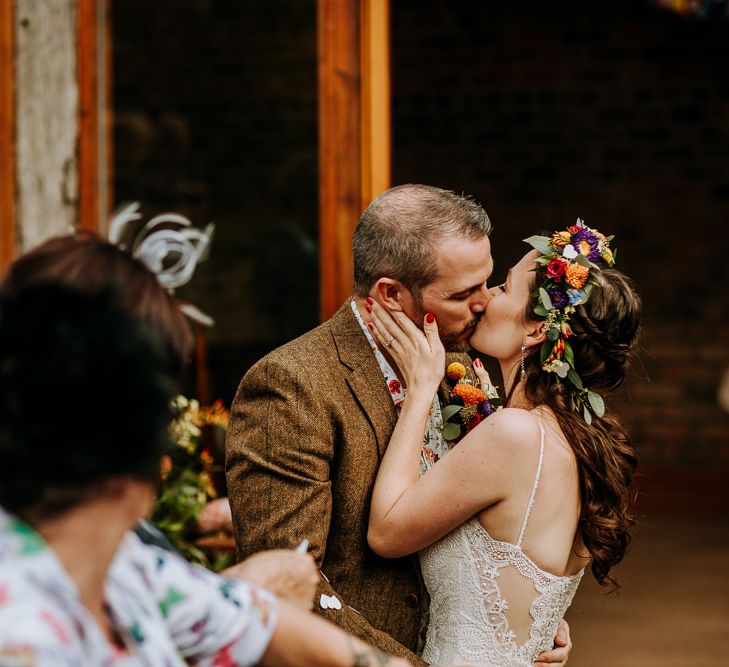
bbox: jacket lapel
[330,301,398,458]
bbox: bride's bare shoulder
[467,407,543,457]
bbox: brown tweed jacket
[226,301,470,665]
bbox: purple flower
[479,400,495,417]
[571,228,601,261]
[547,286,569,309]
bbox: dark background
[114,0,729,469]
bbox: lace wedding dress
[420,421,584,666]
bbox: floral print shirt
[0,507,277,666]
[350,299,451,473]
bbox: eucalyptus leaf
[582,283,594,299]
[441,404,463,422]
[533,304,548,317]
[555,361,569,378]
[443,422,462,442]
[566,368,583,388]
[547,327,560,342]
[539,287,553,311]
[612,248,618,262]
[582,406,592,425]
[575,253,591,268]
[563,340,575,367]
[587,390,605,417]
[524,235,552,256]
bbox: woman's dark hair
[0,233,193,369]
[514,266,641,593]
[0,284,177,519]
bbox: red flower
[388,379,401,394]
[467,413,483,431]
[546,258,567,281]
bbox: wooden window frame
[317,0,390,321]
[0,0,15,273]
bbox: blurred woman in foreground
[0,235,407,667]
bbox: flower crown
[524,219,616,424]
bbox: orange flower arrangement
[452,382,488,406]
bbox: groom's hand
[535,619,571,666]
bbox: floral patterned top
[0,507,277,666]
[350,299,451,473]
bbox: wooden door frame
[0,0,108,274]
[0,0,15,273]
[78,0,112,234]
[317,0,391,321]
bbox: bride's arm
[366,303,539,558]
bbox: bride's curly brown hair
[511,267,641,593]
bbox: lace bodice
[419,421,584,666]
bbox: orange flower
[565,263,589,289]
[160,454,172,481]
[446,362,467,381]
[545,339,565,363]
[452,382,487,406]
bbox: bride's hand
[367,299,445,399]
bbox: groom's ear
[373,278,408,312]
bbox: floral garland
[441,362,500,442]
[524,219,616,424]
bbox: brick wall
[391,0,729,467]
[113,0,729,466]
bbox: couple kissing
[226,184,640,666]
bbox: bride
[366,221,640,666]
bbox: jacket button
[405,593,420,608]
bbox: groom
[226,184,571,665]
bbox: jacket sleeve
[225,356,426,666]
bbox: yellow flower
[447,362,467,381]
[452,382,487,405]
[551,231,572,247]
[566,263,589,289]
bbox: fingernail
[367,322,374,330]
[366,297,373,306]
[474,357,482,368]
[366,304,372,313]
[425,312,435,324]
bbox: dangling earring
[520,341,527,381]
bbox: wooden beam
[317,0,391,321]
[78,0,100,233]
[360,0,390,206]
[0,0,15,273]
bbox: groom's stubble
[410,301,482,353]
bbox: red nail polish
[425,312,435,324]
[366,297,373,306]
[367,322,374,330]
[366,304,372,313]
[474,357,482,368]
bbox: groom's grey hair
[353,184,492,303]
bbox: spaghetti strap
[516,419,545,548]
